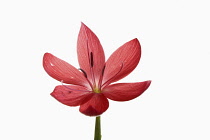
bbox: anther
[78,68,87,78]
[98,65,106,89]
[102,65,106,76]
[90,52,94,67]
[101,62,124,88]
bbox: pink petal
[102,38,141,87]
[102,81,151,101]
[77,23,105,86]
[79,93,109,116]
[43,53,89,87]
[51,85,94,106]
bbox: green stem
[94,116,101,140]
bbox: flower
[43,23,151,116]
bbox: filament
[61,80,90,92]
[101,62,124,88]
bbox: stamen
[90,52,94,67]
[101,62,124,88]
[61,80,90,92]
[101,65,106,76]
[98,65,106,89]
[86,39,96,86]
[78,68,94,90]
[78,68,87,78]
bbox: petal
[79,93,109,116]
[102,38,141,87]
[51,85,94,106]
[43,53,89,87]
[103,81,151,101]
[77,23,105,86]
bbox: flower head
[43,23,151,116]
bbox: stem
[94,116,101,140]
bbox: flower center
[93,87,101,93]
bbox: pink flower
[43,23,151,116]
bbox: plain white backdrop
[0,0,210,139]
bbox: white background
[0,0,210,139]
